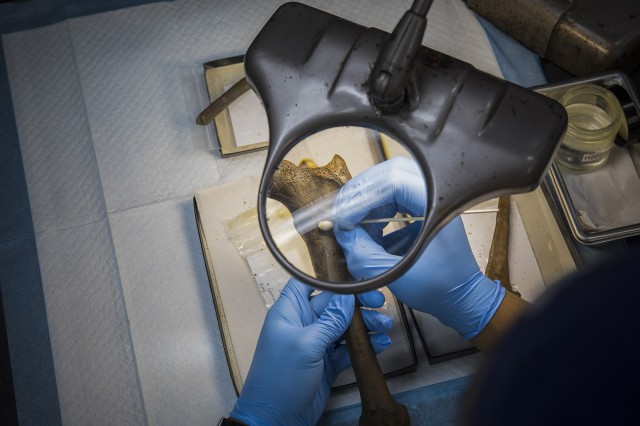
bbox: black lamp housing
[245,2,567,293]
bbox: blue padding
[0,0,66,34]
[0,237,62,425]
[0,40,61,425]
[0,0,171,34]
[0,45,32,241]
[474,14,547,88]
[319,376,472,425]
[1,44,59,420]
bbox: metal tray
[534,71,640,244]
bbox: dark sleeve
[460,244,640,426]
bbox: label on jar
[581,151,605,162]
[556,144,611,170]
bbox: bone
[269,154,410,425]
[195,77,251,125]
[485,196,521,297]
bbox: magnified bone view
[265,126,426,281]
[269,154,351,281]
[268,152,410,425]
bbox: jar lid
[609,84,640,147]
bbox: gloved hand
[332,157,505,340]
[230,278,392,426]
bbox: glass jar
[555,84,622,172]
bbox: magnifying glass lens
[265,126,427,286]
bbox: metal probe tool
[359,208,500,224]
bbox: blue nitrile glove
[332,157,505,340]
[230,278,392,426]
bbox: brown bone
[485,196,521,297]
[269,154,410,425]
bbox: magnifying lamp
[244,1,567,294]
